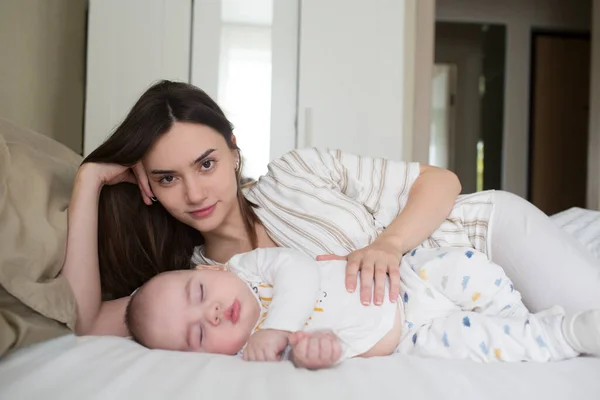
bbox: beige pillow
[0,117,80,356]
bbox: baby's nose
[208,303,222,326]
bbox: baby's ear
[194,264,228,272]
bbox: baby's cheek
[207,330,247,355]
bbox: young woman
[61,81,600,337]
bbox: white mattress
[551,207,600,258]
[1,335,599,400]
[1,207,599,400]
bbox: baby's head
[125,266,260,354]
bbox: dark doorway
[528,31,591,215]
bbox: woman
[61,81,600,337]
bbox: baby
[125,247,600,369]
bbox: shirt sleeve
[267,148,421,228]
[227,248,321,332]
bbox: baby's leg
[397,307,580,362]
[403,248,526,316]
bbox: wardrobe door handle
[303,107,312,147]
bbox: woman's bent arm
[376,164,461,255]
[60,164,129,336]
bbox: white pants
[397,248,578,362]
[489,191,600,313]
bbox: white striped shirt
[192,148,495,265]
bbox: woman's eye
[200,283,204,302]
[200,160,214,171]
[199,326,203,345]
[159,175,175,184]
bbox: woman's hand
[317,237,402,306]
[78,162,155,205]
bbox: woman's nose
[184,178,208,204]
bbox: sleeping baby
[125,247,600,369]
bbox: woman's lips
[189,204,216,219]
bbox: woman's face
[142,122,240,234]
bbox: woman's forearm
[60,167,103,334]
[376,165,461,255]
[60,166,128,336]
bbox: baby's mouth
[224,299,241,324]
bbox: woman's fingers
[316,254,347,261]
[359,256,376,305]
[388,260,401,302]
[132,163,154,205]
[373,259,388,305]
[345,257,360,293]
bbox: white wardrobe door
[191,0,298,179]
[298,0,407,160]
[84,0,191,156]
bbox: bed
[1,207,599,400]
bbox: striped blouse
[192,148,495,265]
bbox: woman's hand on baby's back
[242,329,290,362]
[317,238,402,306]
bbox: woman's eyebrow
[190,149,216,167]
[150,149,216,175]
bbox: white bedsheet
[551,207,600,258]
[1,207,599,400]
[1,333,599,400]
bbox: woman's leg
[489,191,600,313]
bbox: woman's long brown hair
[83,80,259,300]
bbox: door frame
[412,1,600,210]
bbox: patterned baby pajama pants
[396,247,578,362]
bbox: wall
[436,0,591,198]
[85,0,191,155]
[298,0,406,160]
[403,0,436,163]
[589,0,600,210]
[0,0,86,153]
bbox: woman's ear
[194,264,227,272]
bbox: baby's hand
[242,329,290,362]
[289,331,342,370]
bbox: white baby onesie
[396,247,578,362]
[227,247,399,360]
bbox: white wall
[405,0,436,164]
[192,0,297,166]
[436,0,591,197]
[589,0,600,210]
[84,0,191,155]
[0,0,86,153]
[298,0,406,160]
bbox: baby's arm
[229,248,322,361]
[289,331,342,369]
